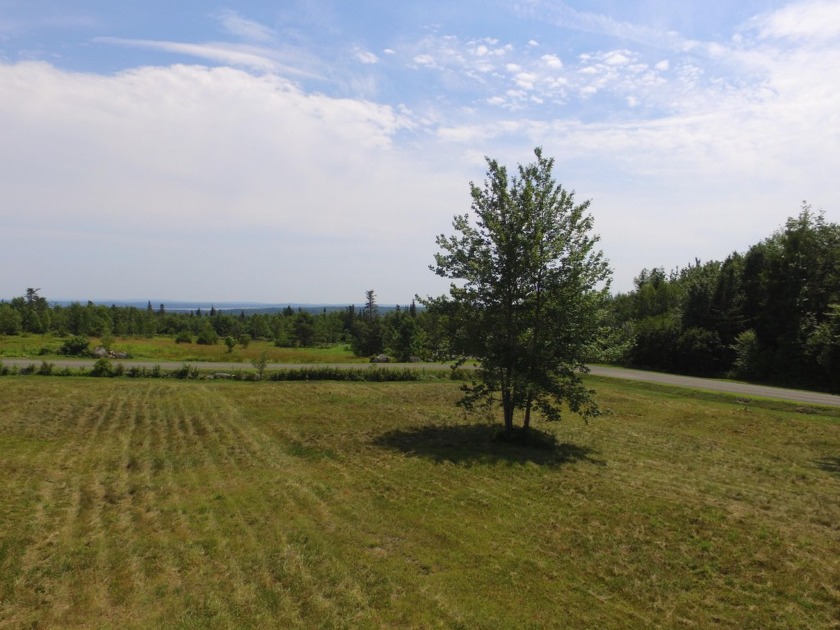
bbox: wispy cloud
[747,0,840,42]
[213,10,276,43]
[354,48,379,64]
[512,0,692,51]
[94,37,325,79]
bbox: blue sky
[2,0,839,303]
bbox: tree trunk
[523,396,532,431]
[502,389,515,434]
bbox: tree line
[0,289,435,361]
[603,205,840,392]
[3,204,838,395]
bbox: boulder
[371,354,390,363]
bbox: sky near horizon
[2,0,839,304]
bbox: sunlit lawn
[0,376,838,628]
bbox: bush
[268,367,423,382]
[196,328,218,345]
[59,335,91,357]
[90,358,115,377]
[175,330,193,344]
[37,361,54,376]
[730,329,764,380]
[172,363,199,379]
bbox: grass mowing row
[0,376,838,628]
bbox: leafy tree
[196,324,219,345]
[292,312,316,347]
[252,349,269,380]
[0,303,22,335]
[427,148,611,434]
[385,310,422,362]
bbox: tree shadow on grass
[372,423,605,468]
[814,456,840,477]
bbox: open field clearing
[0,378,838,628]
[0,335,364,364]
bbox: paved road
[586,365,840,408]
[4,358,840,408]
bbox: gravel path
[4,358,840,408]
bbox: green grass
[0,377,838,628]
[0,334,364,363]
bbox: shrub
[251,350,268,380]
[730,329,764,380]
[59,335,91,357]
[171,363,199,379]
[37,361,54,376]
[175,330,193,344]
[196,328,218,345]
[90,358,115,377]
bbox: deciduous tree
[428,148,611,434]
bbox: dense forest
[2,206,839,392]
[602,206,840,392]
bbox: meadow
[0,376,838,628]
[0,334,364,364]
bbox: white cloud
[355,49,379,64]
[94,37,312,76]
[514,72,537,90]
[214,10,276,43]
[604,50,631,65]
[412,53,436,67]
[512,1,694,52]
[540,54,563,69]
[0,61,466,301]
[749,0,840,42]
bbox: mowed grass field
[0,377,838,628]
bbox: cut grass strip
[0,377,837,628]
